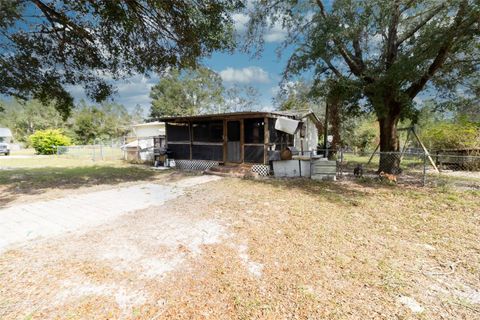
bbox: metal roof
[0,128,12,137]
[132,121,165,128]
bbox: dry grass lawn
[0,175,479,319]
[0,159,170,207]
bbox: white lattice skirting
[173,160,271,176]
[251,164,270,176]
[174,160,219,171]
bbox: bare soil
[0,176,479,319]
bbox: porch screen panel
[167,123,190,141]
[192,121,223,142]
[169,144,190,159]
[244,118,264,143]
[244,145,264,163]
[269,119,280,143]
[192,145,223,161]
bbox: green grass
[342,153,424,170]
[0,155,125,168]
[0,156,167,207]
[0,165,158,190]
[9,148,36,156]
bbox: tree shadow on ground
[0,165,167,208]
[251,176,399,207]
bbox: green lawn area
[0,157,166,207]
[0,156,125,168]
[8,148,36,156]
[341,152,425,171]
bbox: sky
[68,9,292,115]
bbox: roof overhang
[152,111,321,123]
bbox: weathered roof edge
[149,110,321,123]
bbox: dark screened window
[269,119,280,143]
[244,118,264,144]
[167,123,190,141]
[169,144,190,159]
[192,145,223,161]
[244,145,264,163]
[192,121,223,142]
[227,121,240,141]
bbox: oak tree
[248,0,479,172]
[0,0,241,117]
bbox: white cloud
[67,74,158,111]
[232,11,287,43]
[219,67,270,84]
[270,85,280,96]
[232,13,249,33]
[263,20,287,43]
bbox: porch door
[227,120,241,163]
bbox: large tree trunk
[328,98,341,154]
[378,111,401,174]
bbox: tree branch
[352,32,364,71]
[405,1,472,99]
[324,59,342,78]
[396,4,446,47]
[31,0,95,44]
[385,1,400,69]
[400,0,418,13]
[314,0,363,76]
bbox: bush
[420,121,480,150]
[343,118,378,154]
[29,129,72,155]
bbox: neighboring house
[123,122,165,162]
[0,128,13,156]
[156,111,322,175]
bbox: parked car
[0,128,13,156]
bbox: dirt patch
[1,177,479,319]
[0,177,228,319]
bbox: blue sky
[69,10,292,114]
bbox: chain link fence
[56,144,124,161]
[318,149,480,189]
[56,137,162,163]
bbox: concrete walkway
[0,175,220,251]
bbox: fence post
[339,148,344,177]
[422,152,427,187]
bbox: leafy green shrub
[344,118,378,154]
[420,121,480,150]
[29,129,72,155]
